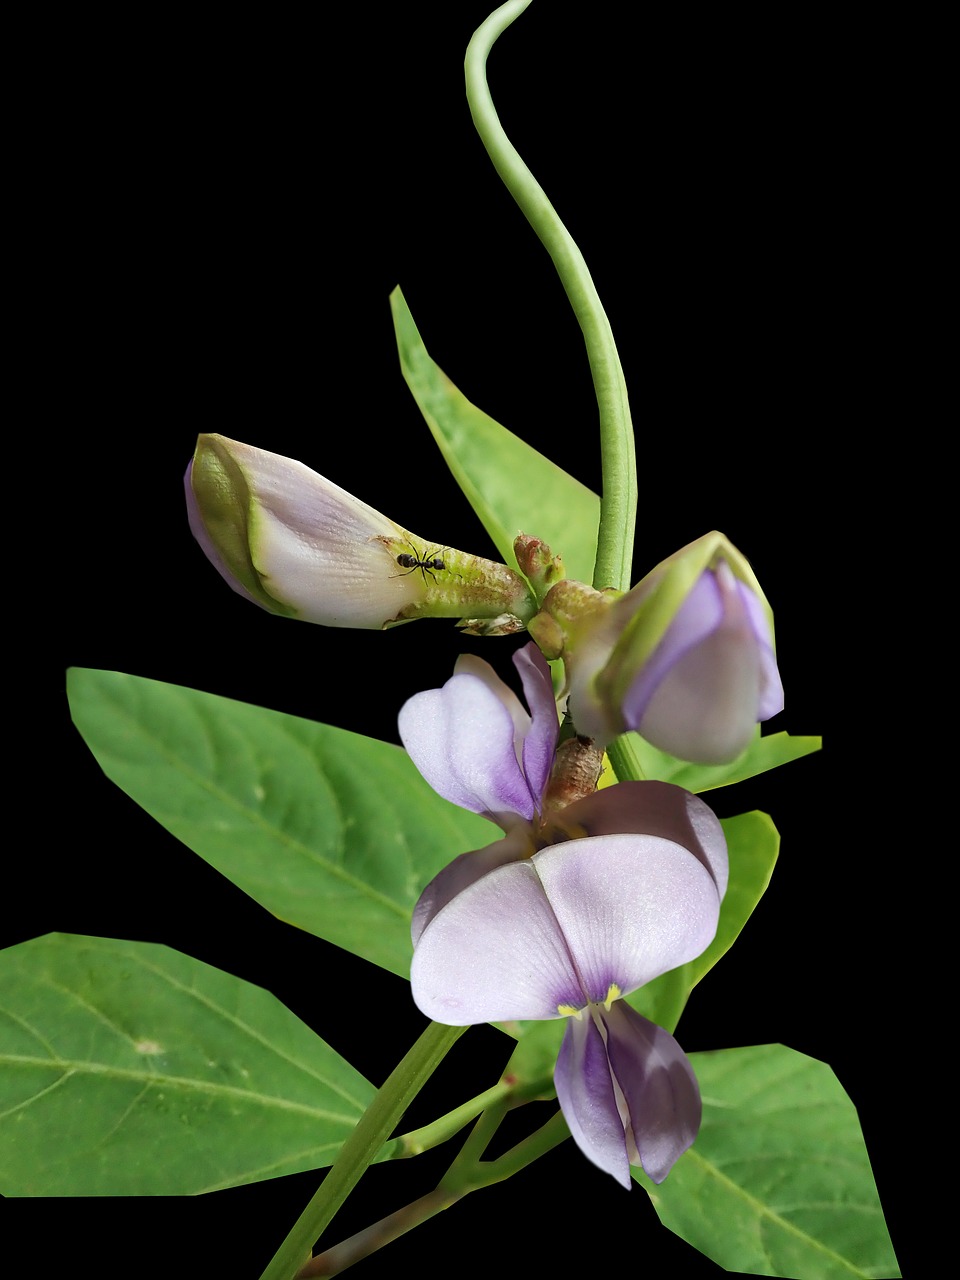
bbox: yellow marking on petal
[603,984,622,1011]
[557,1003,583,1020]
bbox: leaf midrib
[683,1145,878,1277]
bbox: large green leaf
[634,1043,900,1279]
[621,728,822,793]
[391,286,600,585]
[0,934,382,1195]
[629,811,780,1032]
[67,668,494,979]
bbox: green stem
[260,1021,467,1280]
[465,0,638,593]
[302,1108,571,1275]
[476,1108,570,1185]
[606,731,648,783]
[393,1080,512,1156]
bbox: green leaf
[623,728,822,793]
[67,668,494,979]
[629,811,779,1032]
[391,286,600,585]
[0,934,382,1195]
[634,1043,900,1279]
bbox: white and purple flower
[534,532,785,764]
[400,644,728,1186]
[185,434,536,630]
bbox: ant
[395,543,447,582]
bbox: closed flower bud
[555,532,784,763]
[185,434,536,630]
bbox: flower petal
[399,670,541,825]
[188,435,425,626]
[531,834,722,1002]
[561,781,728,899]
[410,828,533,947]
[514,643,560,806]
[624,564,764,764]
[602,1001,701,1184]
[555,1013,632,1189]
[410,860,583,1023]
[737,579,785,719]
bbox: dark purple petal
[410,860,583,1024]
[561,781,728,899]
[513,643,560,806]
[602,1002,701,1184]
[410,829,533,946]
[531,834,722,1003]
[398,674,537,825]
[555,1013,632,1189]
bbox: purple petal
[410,828,534,947]
[398,674,538,825]
[453,653,531,745]
[622,569,724,727]
[410,860,583,1024]
[514,643,560,806]
[555,1013,632,1189]
[737,581,785,720]
[561,781,728,899]
[531,834,722,1003]
[602,1002,701,1184]
[624,566,765,764]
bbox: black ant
[395,544,447,582]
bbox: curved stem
[465,0,637,593]
[260,1021,467,1280]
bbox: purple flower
[400,644,728,1185]
[616,560,784,764]
[552,534,784,763]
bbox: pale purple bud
[619,562,784,764]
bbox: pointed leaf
[629,811,779,1032]
[391,286,600,584]
[633,1043,900,1279]
[623,728,822,793]
[0,934,383,1195]
[67,668,494,979]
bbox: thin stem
[302,1108,571,1275]
[465,0,638,593]
[478,1108,571,1184]
[296,1189,460,1278]
[393,1080,512,1156]
[260,1021,467,1280]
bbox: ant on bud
[395,543,447,583]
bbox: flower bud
[186,434,536,630]
[556,532,784,763]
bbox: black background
[14,3,911,1276]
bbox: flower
[535,532,784,763]
[400,643,728,1185]
[398,643,558,832]
[185,434,536,630]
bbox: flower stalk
[259,1021,466,1280]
